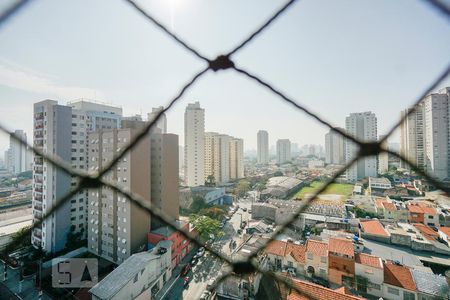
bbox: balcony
[35,187,43,193]
[34,203,43,211]
[34,156,43,164]
[34,113,44,120]
[34,140,43,148]
[34,195,43,202]
[34,132,44,139]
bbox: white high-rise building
[400,103,425,170]
[345,112,378,182]
[204,132,230,184]
[423,92,449,180]
[257,130,269,165]
[276,139,291,164]
[148,106,167,134]
[378,135,389,174]
[325,128,345,165]
[184,102,205,186]
[32,100,72,253]
[6,130,31,174]
[32,100,122,253]
[229,138,244,180]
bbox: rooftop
[265,240,306,263]
[439,227,450,236]
[383,260,416,291]
[355,253,382,269]
[328,237,354,257]
[411,269,449,297]
[89,240,171,299]
[306,239,328,257]
[360,219,390,237]
[285,278,364,300]
[266,176,302,190]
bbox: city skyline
[1,0,450,155]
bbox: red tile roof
[439,227,450,236]
[407,204,424,214]
[306,240,328,257]
[360,220,389,237]
[355,253,382,269]
[285,278,364,300]
[265,240,306,263]
[382,202,396,212]
[383,261,416,291]
[408,203,437,215]
[413,223,439,241]
[375,198,385,209]
[328,237,354,257]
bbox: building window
[320,256,326,263]
[307,253,313,260]
[387,287,399,295]
[403,291,415,300]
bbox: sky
[1,0,450,157]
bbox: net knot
[358,142,381,157]
[209,55,234,71]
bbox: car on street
[180,264,191,276]
[183,276,190,288]
[196,247,205,257]
[242,207,247,212]
[248,209,252,213]
[191,257,198,265]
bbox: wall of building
[355,263,383,298]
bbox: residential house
[412,223,439,242]
[374,198,408,222]
[407,203,439,227]
[355,253,383,298]
[328,237,355,286]
[383,260,417,300]
[89,240,172,300]
[360,219,390,243]
[265,240,306,276]
[305,239,328,279]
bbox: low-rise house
[265,240,306,276]
[283,277,364,300]
[438,227,450,246]
[375,198,408,222]
[407,203,439,227]
[305,239,328,279]
[412,223,439,242]
[328,237,355,286]
[355,253,383,297]
[147,221,193,269]
[383,260,417,300]
[368,177,392,196]
[89,240,172,300]
[411,269,449,300]
[360,219,390,243]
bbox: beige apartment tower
[87,128,151,264]
[229,138,244,180]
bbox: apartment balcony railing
[34,187,43,193]
[34,203,43,211]
[34,140,43,147]
[34,133,43,139]
[34,113,44,120]
[34,211,43,220]
[34,156,43,164]
[34,195,43,202]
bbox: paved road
[161,197,254,300]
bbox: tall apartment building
[148,106,167,134]
[257,130,269,165]
[5,130,32,174]
[204,132,230,184]
[32,100,72,253]
[400,104,425,170]
[345,112,378,182]
[378,135,389,174]
[324,128,345,165]
[276,139,291,164]
[31,100,122,253]
[184,102,205,186]
[150,132,180,227]
[229,138,244,180]
[87,127,151,264]
[423,92,449,180]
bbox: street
[161,197,254,300]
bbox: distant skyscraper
[345,112,378,182]
[378,135,389,174]
[184,102,205,186]
[400,104,424,170]
[6,130,31,174]
[276,139,291,164]
[148,106,167,134]
[423,91,449,180]
[204,132,230,184]
[325,128,345,165]
[257,130,269,164]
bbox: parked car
[196,247,205,257]
[191,257,198,265]
[180,264,191,276]
[242,207,247,212]
[183,276,190,288]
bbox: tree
[273,171,283,177]
[235,179,251,198]
[205,175,216,187]
[190,195,209,213]
[199,207,227,221]
[189,214,224,241]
